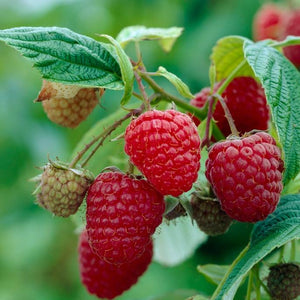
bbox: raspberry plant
[0,5,300,299]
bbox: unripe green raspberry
[32,160,94,217]
[267,263,300,300]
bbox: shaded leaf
[116,25,183,52]
[197,264,229,286]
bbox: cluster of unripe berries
[31,67,286,298]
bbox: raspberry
[124,109,201,196]
[36,80,104,128]
[282,10,300,69]
[252,3,286,41]
[190,195,232,236]
[32,160,94,217]
[79,230,153,300]
[86,171,165,264]
[267,263,300,300]
[190,77,270,137]
[205,132,283,223]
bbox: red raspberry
[190,77,270,137]
[252,3,286,41]
[79,230,153,300]
[282,10,300,69]
[205,132,283,223]
[86,171,164,264]
[36,80,104,128]
[124,110,201,196]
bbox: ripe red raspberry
[252,3,286,41]
[36,80,104,128]
[124,109,201,196]
[79,230,153,300]
[282,10,300,69]
[86,171,165,265]
[267,263,300,300]
[190,77,270,137]
[190,195,232,236]
[32,160,94,217]
[205,132,283,223]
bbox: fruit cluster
[253,3,300,68]
[31,70,287,298]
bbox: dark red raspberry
[124,109,201,197]
[79,230,153,300]
[282,10,300,69]
[190,77,270,137]
[267,263,300,300]
[86,171,164,265]
[190,195,232,236]
[252,3,286,41]
[205,132,283,223]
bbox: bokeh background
[0,0,272,299]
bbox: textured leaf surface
[156,66,194,99]
[272,35,300,48]
[0,27,123,89]
[116,25,183,52]
[210,36,255,81]
[244,41,300,184]
[213,194,300,299]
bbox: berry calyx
[190,195,232,236]
[32,160,94,217]
[205,132,283,223]
[267,262,300,300]
[86,171,165,265]
[190,77,270,137]
[36,80,104,128]
[79,230,153,300]
[124,109,201,197]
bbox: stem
[215,60,247,95]
[201,96,215,148]
[278,243,286,262]
[132,91,144,101]
[253,265,270,296]
[139,70,207,119]
[211,243,250,300]
[213,93,239,136]
[290,239,297,261]
[134,70,151,110]
[246,270,254,300]
[70,104,144,168]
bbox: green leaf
[0,26,123,89]
[197,264,229,286]
[271,35,300,48]
[116,25,183,52]
[99,35,134,105]
[156,66,194,99]
[153,217,207,267]
[211,36,255,81]
[212,194,300,300]
[244,40,300,184]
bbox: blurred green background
[0,0,269,299]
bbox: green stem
[215,60,247,95]
[278,243,286,263]
[253,265,270,296]
[246,270,254,300]
[211,243,250,300]
[290,239,297,261]
[139,70,207,119]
